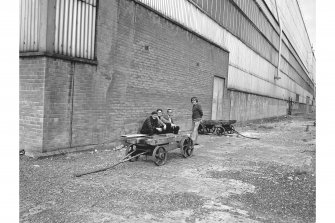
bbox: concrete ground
[20,113,315,223]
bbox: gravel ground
[20,113,315,223]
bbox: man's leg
[159,128,167,134]
[165,123,173,133]
[154,128,165,134]
[191,120,200,144]
[190,121,195,139]
[193,121,200,144]
[173,126,180,134]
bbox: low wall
[229,90,288,122]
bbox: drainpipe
[274,0,282,81]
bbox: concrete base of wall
[24,144,99,159]
[229,90,288,122]
[291,102,314,114]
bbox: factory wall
[19,0,315,152]
[20,0,230,152]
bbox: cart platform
[120,133,194,166]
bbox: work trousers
[190,119,201,144]
[166,123,180,134]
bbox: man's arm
[157,118,167,130]
[160,115,170,124]
[198,104,203,117]
[170,117,175,125]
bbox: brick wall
[43,58,73,151]
[19,57,46,152]
[128,2,230,128]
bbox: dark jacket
[140,116,160,135]
[192,104,203,120]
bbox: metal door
[212,76,225,120]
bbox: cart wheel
[180,137,194,158]
[125,145,139,162]
[198,124,205,134]
[152,146,167,166]
[228,125,235,134]
[215,127,225,136]
[209,126,215,134]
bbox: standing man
[190,97,203,145]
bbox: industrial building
[20,0,315,153]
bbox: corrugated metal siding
[263,0,314,82]
[281,36,314,95]
[229,63,312,104]
[193,0,279,67]
[137,0,313,103]
[20,0,97,59]
[280,54,314,95]
[141,0,279,66]
[224,30,276,83]
[20,0,40,52]
[262,0,279,21]
[233,0,280,48]
[54,0,96,59]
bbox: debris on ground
[20,113,315,223]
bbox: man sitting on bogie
[159,108,180,134]
[156,109,167,133]
[140,111,165,135]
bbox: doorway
[212,76,225,120]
